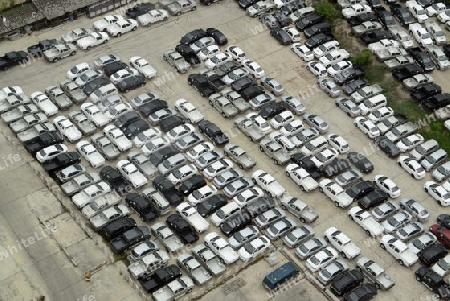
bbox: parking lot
[1,0,450,300]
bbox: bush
[315,1,340,24]
[350,49,373,67]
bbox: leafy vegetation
[315,1,341,24]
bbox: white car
[424,181,450,206]
[187,185,218,205]
[76,140,105,168]
[130,56,157,79]
[225,45,246,61]
[233,186,265,207]
[107,19,138,37]
[327,60,353,78]
[319,179,354,208]
[190,37,216,53]
[238,235,271,262]
[117,159,147,188]
[306,247,338,273]
[359,95,387,115]
[246,112,272,134]
[186,142,214,162]
[197,45,221,62]
[327,134,349,154]
[291,43,314,61]
[426,3,447,16]
[77,32,109,50]
[380,234,418,266]
[368,106,394,123]
[324,227,361,259]
[104,124,132,151]
[368,39,400,53]
[133,128,162,148]
[142,136,170,154]
[71,181,111,209]
[313,40,340,58]
[137,9,169,26]
[66,62,90,80]
[106,103,133,120]
[241,59,265,78]
[409,23,433,47]
[176,202,209,233]
[354,117,380,139]
[36,143,69,163]
[432,254,450,276]
[408,233,437,254]
[283,27,301,42]
[204,232,239,265]
[210,202,240,226]
[311,148,339,169]
[110,68,139,84]
[397,156,426,180]
[81,103,110,127]
[167,163,198,185]
[396,134,424,152]
[204,52,233,70]
[269,111,294,129]
[252,169,285,198]
[382,211,413,234]
[280,120,304,137]
[93,15,124,31]
[30,91,58,116]
[348,206,385,237]
[166,123,196,143]
[174,99,204,124]
[319,49,350,67]
[306,61,327,77]
[203,158,233,180]
[53,115,82,142]
[373,175,401,198]
[285,164,318,192]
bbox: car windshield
[244,244,256,254]
[234,232,244,242]
[216,209,226,219]
[438,260,450,270]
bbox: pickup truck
[342,4,372,19]
[61,172,101,196]
[152,276,194,301]
[434,104,450,120]
[384,55,414,70]
[1,104,39,124]
[128,250,170,279]
[324,227,361,259]
[151,222,184,253]
[380,234,418,266]
[375,46,407,61]
[351,84,383,104]
[176,202,209,233]
[128,152,158,179]
[166,0,196,16]
[388,26,414,49]
[259,139,291,165]
[409,23,433,47]
[424,20,446,45]
[280,193,319,223]
[234,116,266,142]
[406,0,428,23]
[356,257,396,290]
[17,122,56,142]
[338,0,367,9]
[44,44,77,63]
[207,74,226,91]
[192,243,226,276]
[352,21,383,37]
[71,181,111,209]
[285,164,318,192]
[10,112,47,133]
[89,202,128,229]
[0,93,30,114]
[426,45,450,70]
[319,179,354,208]
[348,206,384,237]
[368,39,400,53]
[177,253,212,285]
[0,51,29,71]
[402,73,433,90]
[224,143,256,170]
[68,111,97,136]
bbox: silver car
[335,169,362,188]
[317,259,349,285]
[261,77,284,96]
[163,49,190,73]
[399,197,430,222]
[371,201,400,222]
[283,225,315,248]
[335,97,361,117]
[281,95,306,115]
[303,113,329,133]
[395,222,425,242]
[295,237,327,260]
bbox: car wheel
[163,56,167,61]
[439,201,444,206]
[53,57,58,62]
[300,186,305,192]
[192,6,196,10]
[86,46,92,50]
[259,146,264,152]
[347,112,351,117]
[380,243,385,249]
[342,253,347,259]
[70,52,76,56]
[239,164,244,169]
[177,12,181,16]
[163,17,168,21]
[117,33,122,37]
[285,171,290,177]
[274,159,279,165]
[398,259,404,266]
[365,230,371,236]
[300,217,306,223]
[208,100,213,106]
[334,202,340,207]
[348,214,354,221]
[324,236,329,242]
[248,136,253,142]
[132,27,137,31]
[416,276,421,282]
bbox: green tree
[350,49,373,67]
[315,1,340,24]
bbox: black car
[304,33,335,49]
[390,4,414,27]
[366,0,382,8]
[374,136,401,158]
[125,193,158,222]
[281,0,305,15]
[270,27,293,45]
[175,44,201,66]
[220,210,252,236]
[24,131,64,154]
[259,102,286,119]
[123,118,149,139]
[180,29,207,45]
[322,158,352,178]
[102,61,129,78]
[27,39,59,57]
[360,30,393,44]
[295,13,323,31]
[126,3,155,19]
[335,67,366,86]
[375,7,396,28]
[304,22,331,38]
[0,51,29,71]
[246,197,275,217]
[344,283,377,301]
[140,265,182,293]
[150,145,179,166]
[392,64,424,81]
[408,47,435,72]
[416,0,434,8]
[83,77,110,95]
[346,180,376,200]
[438,214,450,229]
[188,74,215,97]
[43,152,81,173]
[166,214,199,244]
[116,74,146,93]
[343,78,369,95]
[330,269,364,297]
[102,217,137,240]
[206,27,228,45]
[179,174,207,196]
[418,243,448,266]
[198,119,229,147]
[411,83,442,101]
[240,85,265,100]
[196,194,228,217]
[415,267,450,300]
[272,11,291,27]
[290,153,323,179]
[100,165,130,195]
[213,61,240,77]
[139,99,169,118]
[358,189,389,209]
[110,226,151,254]
[231,76,258,92]
[443,44,450,59]
[114,111,140,129]
[422,93,450,111]
[347,12,378,26]
[347,152,374,173]
[153,175,183,205]
[159,115,185,133]
[238,0,258,8]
